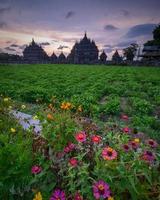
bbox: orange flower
[60,102,72,110]
[47,113,54,120]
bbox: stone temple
[67,32,99,64]
[22,33,107,64]
[23,39,49,63]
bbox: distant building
[23,39,49,63]
[112,50,122,64]
[58,52,66,63]
[140,25,160,65]
[50,52,57,63]
[69,32,99,64]
[100,51,107,64]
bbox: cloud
[125,23,156,38]
[10,44,19,48]
[57,45,69,50]
[121,9,130,17]
[104,44,112,48]
[116,40,137,48]
[104,48,113,53]
[104,25,119,31]
[65,11,75,19]
[5,47,16,51]
[0,22,7,29]
[19,45,27,50]
[39,42,50,46]
[0,7,11,15]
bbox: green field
[1,64,160,139]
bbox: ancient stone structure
[100,51,107,64]
[58,52,66,63]
[68,32,99,64]
[112,50,122,64]
[50,52,57,63]
[23,39,49,63]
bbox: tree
[123,43,138,62]
[153,24,160,40]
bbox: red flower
[91,135,102,143]
[122,127,130,134]
[69,157,78,167]
[31,165,42,174]
[75,131,86,142]
[121,114,129,120]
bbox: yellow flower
[10,128,16,133]
[33,115,38,120]
[21,105,26,109]
[4,98,9,102]
[134,138,140,143]
[33,192,42,200]
[77,105,82,112]
[108,197,114,200]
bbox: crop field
[0,64,160,199]
[0,64,160,138]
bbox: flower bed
[0,97,160,200]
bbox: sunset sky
[0,0,159,58]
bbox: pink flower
[102,147,117,160]
[31,165,42,175]
[142,151,156,164]
[146,139,158,148]
[64,142,75,153]
[121,114,129,120]
[75,131,86,142]
[64,146,70,153]
[74,192,83,200]
[122,127,130,134]
[69,157,78,167]
[129,141,139,150]
[91,135,102,144]
[122,144,130,152]
[93,180,111,199]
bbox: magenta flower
[121,114,129,121]
[93,180,111,199]
[129,141,139,150]
[122,144,130,152]
[31,165,42,175]
[74,192,83,200]
[69,157,78,167]
[142,151,156,163]
[50,189,66,200]
[64,142,75,154]
[146,139,158,148]
[122,127,131,134]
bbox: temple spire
[84,31,87,38]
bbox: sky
[0,0,159,58]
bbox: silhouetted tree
[153,24,160,40]
[123,43,138,61]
